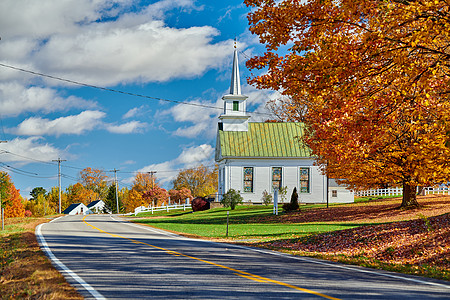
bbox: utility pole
[0,141,6,228]
[52,158,66,214]
[112,169,120,214]
[147,171,157,189]
[146,171,157,207]
[0,193,3,231]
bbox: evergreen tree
[105,184,124,213]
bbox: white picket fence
[354,187,403,197]
[134,203,190,215]
[355,186,450,197]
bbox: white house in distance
[62,203,92,215]
[215,48,354,204]
[87,200,108,214]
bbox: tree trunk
[401,182,420,208]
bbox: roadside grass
[0,217,83,299]
[131,196,450,281]
[133,205,378,240]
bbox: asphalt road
[36,214,450,299]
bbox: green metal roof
[216,122,312,159]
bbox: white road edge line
[36,217,106,300]
[111,215,450,290]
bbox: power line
[0,62,273,117]
[0,149,57,166]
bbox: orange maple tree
[168,187,192,204]
[0,172,24,218]
[143,187,169,207]
[245,0,450,208]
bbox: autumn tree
[0,172,24,218]
[123,188,144,212]
[172,165,218,198]
[168,187,192,204]
[79,167,108,200]
[25,193,46,217]
[142,187,169,207]
[132,172,156,193]
[121,172,158,212]
[245,0,450,208]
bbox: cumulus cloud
[0,137,66,163]
[12,111,106,136]
[165,85,279,139]
[0,82,97,117]
[137,144,214,186]
[0,0,234,86]
[105,121,147,134]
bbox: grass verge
[0,217,82,299]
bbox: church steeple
[219,43,250,132]
[229,47,241,95]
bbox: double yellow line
[83,216,341,300]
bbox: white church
[215,48,354,204]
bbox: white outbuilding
[62,203,92,215]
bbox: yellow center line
[82,216,341,300]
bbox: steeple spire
[229,44,241,95]
[218,41,250,132]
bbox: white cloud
[0,0,234,86]
[123,105,149,119]
[0,136,65,163]
[0,82,97,117]
[12,110,106,136]
[105,121,147,134]
[174,144,214,167]
[166,85,278,139]
[137,144,214,186]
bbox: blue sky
[0,0,278,197]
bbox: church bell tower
[218,45,250,132]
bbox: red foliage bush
[191,197,210,212]
[24,210,32,217]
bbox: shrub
[221,189,243,210]
[279,186,288,203]
[283,187,299,212]
[261,190,272,206]
[191,197,210,212]
[24,210,32,217]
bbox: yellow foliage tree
[79,167,108,200]
[172,165,217,198]
[123,189,143,213]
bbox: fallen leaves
[250,195,450,280]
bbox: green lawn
[131,205,360,240]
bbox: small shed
[62,203,92,215]
[328,179,354,203]
[87,200,107,213]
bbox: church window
[243,167,253,193]
[272,167,282,191]
[299,167,310,193]
[233,101,239,111]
